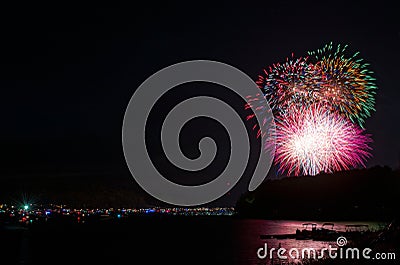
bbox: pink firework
[274,104,372,176]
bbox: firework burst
[245,42,376,176]
[273,104,372,176]
[256,54,320,116]
[308,42,377,126]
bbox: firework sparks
[273,104,372,176]
[308,42,377,126]
[245,42,376,176]
[256,54,320,116]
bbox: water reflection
[233,219,386,265]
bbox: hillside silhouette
[0,171,155,208]
[236,165,400,221]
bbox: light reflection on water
[233,219,386,265]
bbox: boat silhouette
[260,222,370,241]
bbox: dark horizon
[1,165,398,210]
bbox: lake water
[2,217,387,265]
[233,219,386,264]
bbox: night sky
[1,2,399,203]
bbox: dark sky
[0,1,399,203]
